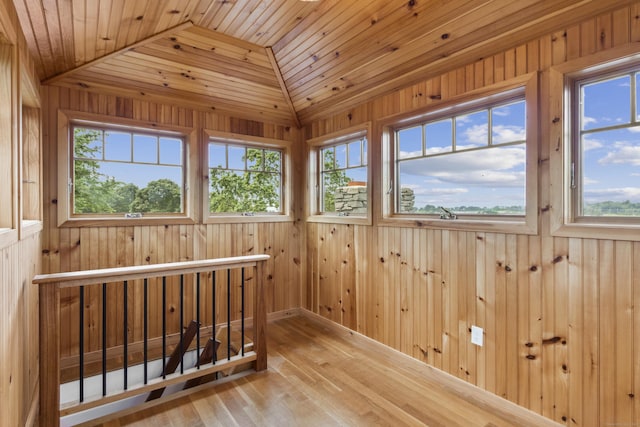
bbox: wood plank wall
[305,4,640,427]
[41,86,304,357]
[0,0,42,426]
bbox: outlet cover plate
[471,325,483,346]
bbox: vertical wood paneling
[305,6,640,426]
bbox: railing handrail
[33,254,270,288]
[35,254,270,426]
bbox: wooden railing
[33,255,270,427]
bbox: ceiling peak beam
[43,20,195,85]
[266,46,301,128]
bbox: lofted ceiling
[12,0,638,127]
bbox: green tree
[321,149,351,212]
[209,148,281,213]
[130,179,181,213]
[73,128,111,213]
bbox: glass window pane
[348,141,362,166]
[492,100,526,144]
[159,137,182,165]
[321,147,335,171]
[582,75,630,131]
[581,129,640,217]
[247,148,262,171]
[397,144,525,214]
[133,134,157,163]
[74,128,103,159]
[362,139,368,166]
[455,110,488,149]
[104,131,131,161]
[228,146,245,170]
[398,126,422,159]
[264,150,281,172]
[335,144,347,169]
[636,73,640,121]
[425,119,452,154]
[209,143,226,168]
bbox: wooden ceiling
[12,0,638,126]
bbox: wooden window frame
[203,129,293,224]
[19,65,42,238]
[57,110,197,227]
[550,45,640,241]
[306,123,372,226]
[379,73,538,234]
[0,38,18,249]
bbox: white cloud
[627,126,640,133]
[583,176,598,185]
[598,142,640,166]
[582,116,597,126]
[460,124,488,145]
[584,187,640,203]
[493,125,526,144]
[582,137,603,151]
[399,146,526,188]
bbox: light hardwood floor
[91,313,561,427]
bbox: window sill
[307,214,371,226]
[59,216,196,228]
[0,228,18,250]
[21,220,42,238]
[551,221,640,242]
[379,215,537,235]
[204,214,293,224]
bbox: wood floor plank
[91,314,562,427]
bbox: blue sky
[580,74,640,208]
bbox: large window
[205,130,291,222]
[320,137,367,213]
[72,125,184,215]
[58,111,194,226]
[307,124,371,224]
[383,74,537,233]
[570,65,640,221]
[395,98,526,215]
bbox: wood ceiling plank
[24,0,56,76]
[248,1,311,47]
[51,73,293,124]
[114,0,137,50]
[94,0,114,58]
[124,0,151,46]
[107,52,285,102]
[215,0,262,35]
[178,26,273,69]
[272,0,341,52]
[135,40,279,87]
[282,0,486,94]
[82,0,99,63]
[199,0,237,31]
[99,53,286,102]
[57,0,75,71]
[229,0,272,42]
[266,46,300,128]
[71,0,86,66]
[297,0,639,122]
[12,0,46,77]
[44,21,194,85]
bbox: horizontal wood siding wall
[41,86,303,357]
[306,4,640,426]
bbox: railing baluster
[241,267,245,357]
[179,274,184,375]
[162,276,167,379]
[79,286,84,403]
[102,283,107,396]
[143,278,148,384]
[227,268,231,361]
[123,280,128,390]
[212,271,216,366]
[196,273,201,369]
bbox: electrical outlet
[471,325,483,346]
